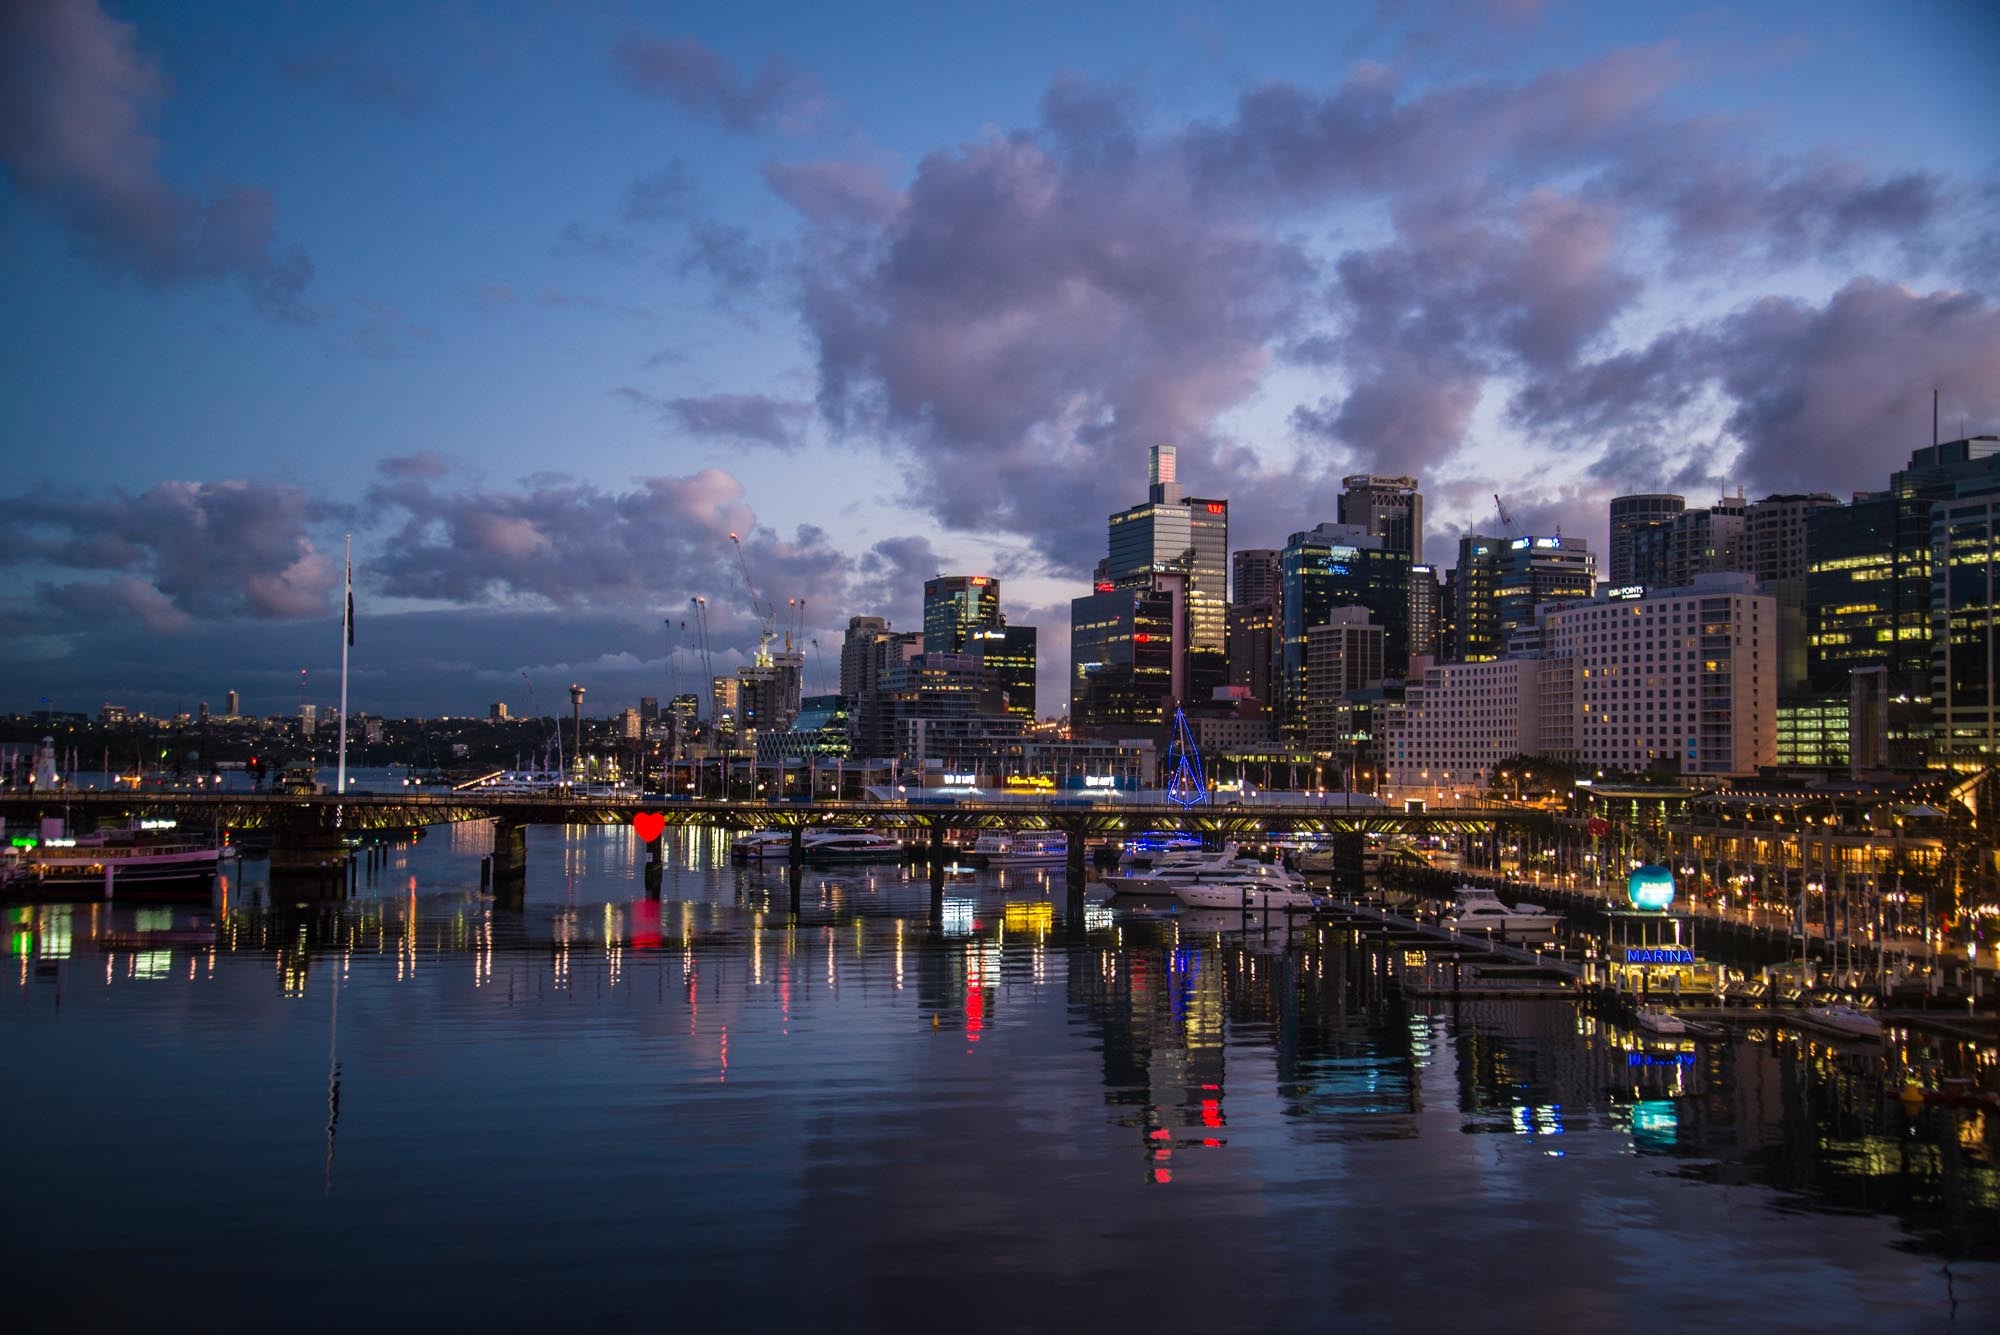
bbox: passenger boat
[11,821,222,897]
[1443,885,1557,937]
[967,832,1067,867]
[1801,1004,1883,1040]
[470,770,568,795]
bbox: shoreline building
[1304,609,1386,752]
[1071,574,1183,736]
[1383,657,1543,797]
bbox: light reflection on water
[3,822,1998,1333]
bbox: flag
[344,553,355,646]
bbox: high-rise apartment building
[1609,494,1685,586]
[224,689,240,718]
[1451,535,1502,660]
[489,702,508,720]
[1383,657,1543,795]
[1337,475,1424,563]
[1540,574,1776,777]
[922,576,1000,654]
[1232,549,1280,606]
[1279,523,1410,738]
[1408,564,1440,658]
[1746,493,1841,582]
[1304,609,1386,751]
[840,616,892,698]
[1107,445,1228,704]
[1226,598,1277,709]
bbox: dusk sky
[3,0,1997,721]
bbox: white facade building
[1539,574,1775,777]
[1383,657,1542,798]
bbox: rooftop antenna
[1933,387,1939,448]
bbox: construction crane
[787,597,807,655]
[520,670,556,772]
[728,531,778,667]
[690,597,717,724]
[1493,493,1519,539]
[810,638,827,696]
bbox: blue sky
[2,0,1996,719]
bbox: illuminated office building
[923,576,1000,654]
[1279,523,1410,740]
[1107,445,1228,704]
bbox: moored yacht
[1443,885,1557,937]
[800,830,908,864]
[10,820,222,897]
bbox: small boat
[967,832,1067,867]
[1443,886,1557,936]
[470,769,568,795]
[1634,1006,1687,1036]
[1801,1004,1883,1040]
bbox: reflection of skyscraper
[1108,446,1228,705]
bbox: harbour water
[5,810,1998,1332]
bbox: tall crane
[810,638,827,696]
[1493,493,1519,539]
[520,670,555,771]
[728,531,778,667]
[690,597,717,724]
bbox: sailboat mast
[336,533,351,800]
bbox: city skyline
[3,1,1998,718]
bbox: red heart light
[632,811,666,843]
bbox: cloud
[535,287,655,321]
[279,38,439,115]
[0,0,313,319]
[622,162,695,223]
[611,30,826,134]
[0,478,339,625]
[616,390,811,449]
[1516,278,2000,499]
[797,130,1309,573]
[678,220,770,300]
[551,221,650,265]
[763,159,902,228]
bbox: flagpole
[337,533,351,801]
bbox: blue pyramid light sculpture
[1165,707,1207,808]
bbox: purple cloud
[279,38,439,115]
[0,0,313,319]
[611,30,826,134]
[616,390,811,449]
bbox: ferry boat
[966,832,1067,867]
[1443,885,1558,937]
[9,821,222,897]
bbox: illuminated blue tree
[1165,707,1207,808]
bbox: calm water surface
[5,816,1998,1333]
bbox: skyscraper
[1933,482,2000,774]
[1279,523,1410,738]
[1107,445,1228,703]
[1338,474,1424,563]
[1305,608,1386,751]
[1609,494,1685,586]
[922,577,999,654]
[1071,575,1183,732]
[967,623,1038,720]
[1490,535,1596,652]
[1231,549,1280,606]
[840,615,892,698]
[1408,564,1440,658]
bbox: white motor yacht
[1101,844,1246,898]
[730,830,796,861]
[1802,1004,1883,1040]
[1634,1006,1687,1036]
[800,831,909,864]
[1169,871,1317,913]
[1443,886,1557,936]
